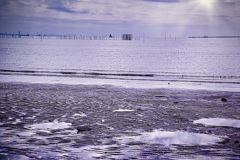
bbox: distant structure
[18,31,21,38]
[122,34,133,40]
[0,32,142,40]
[189,35,240,39]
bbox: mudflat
[0,82,239,159]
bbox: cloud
[46,0,76,13]
[143,0,179,3]
[0,0,239,36]
[44,0,98,15]
[48,6,76,13]
[0,0,10,7]
[217,0,238,5]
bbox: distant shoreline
[189,36,240,38]
[1,33,240,39]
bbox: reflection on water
[0,154,30,160]
[194,118,240,128]
[117,130,223,146]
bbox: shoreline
[0,74,239,92]
[0,82,240,159]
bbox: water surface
[0,37,239,90]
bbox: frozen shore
[0,82,240,159]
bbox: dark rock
[221,98,227,102]
[77,126,92,133]
[155,95,165,98]
[234,140,239,144]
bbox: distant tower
[18,31,21,38]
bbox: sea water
[0,37,239,91]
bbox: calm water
[0,37,239,91]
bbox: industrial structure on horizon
[122,34,133,40]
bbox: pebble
[221,98,227,102]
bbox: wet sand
[0,82,240,159]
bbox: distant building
[122,34,132,40]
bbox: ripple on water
[0,154,30,160]
[61,129,224,159]
[0,121,77,159]
[194,118,240,128]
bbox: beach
[1,0,240,158]
[0,82,239,159]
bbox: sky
[0,0,239,37]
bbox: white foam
[117,130,223,146]
[73,113,87,117]
[26,122,72,130]
[113,109,135,112]
[194,118,240,128]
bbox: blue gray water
[0,37,239,91]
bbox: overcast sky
[0,0,239,37]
